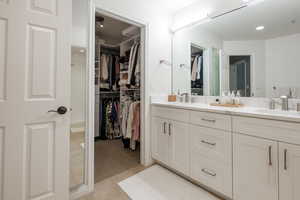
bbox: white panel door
[279,143,300,200]
[151,117,169,164]
[233,134,278,200]
[169,120,189,175]
[0,0,71,200]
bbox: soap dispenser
[235,91,241,105]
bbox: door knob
[48,106,68,115]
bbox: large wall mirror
[172,0,300,98]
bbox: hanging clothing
[100,54,120,90]
[127,44,136,84]
[100,54,109,81]
[197,56,202,80]
[99,98,121,140]
[134,46,141,87]
[125,102,135,139]
[132,102,140,141]
[191,55,203,81]
[120,100,140,150]
[120,100,132,137]
[127,43,140,86]
[191,56,199,81]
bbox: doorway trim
[71,0,150,199]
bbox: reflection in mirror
[229,56,251,97]
[172,0,300,98]
[191,44,204,95]
[70,47,86,190]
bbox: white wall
[95,0,173,95]
[72,0,89,47]
[72,0,173,95]
[71,50,86,125]
[173,26,223,94]
[265,33,300,98]
[223,40,266,97]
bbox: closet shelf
[121,89,140,92]
[100,91,120,94]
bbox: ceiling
[156,0,200,13]
[95,13,135,45]
[161,0,246,14]
[199,0,300,40]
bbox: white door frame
[71,0,150,198]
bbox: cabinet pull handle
[201,168,216,177]
[201,118,216,123]
[163,122,167,134]
[168,123,172,136]
[284,149,288,170]
[201,140,216,146]
[268,145,272,166]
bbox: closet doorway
[93,11,144,185]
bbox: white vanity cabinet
[279,143,300,200]
[190,125,232,197]
[151,105,233,198]
[233,133,278,200]
[233,116,300,200]
[151,104,300,200]
[152,117,170,165]
[169,120,190,175]
[151,107,190,175]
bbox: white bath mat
[118,165,221,200]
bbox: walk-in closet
[94,12,142,183]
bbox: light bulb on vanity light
[256,26,265,31]
[242,0,265,6]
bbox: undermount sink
[254,109,300,116]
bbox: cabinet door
[233,134,278,200]
[151,117,169,164]
[169,120,190,175]
[279,143,300,200]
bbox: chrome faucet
[280,96,289,111]
[180,93,190,103]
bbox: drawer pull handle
[268,146,272,166]
[201,118,216,123]
[201,168,216,177]
[163,122,167,134]
[284,149,288,170]
[168,123,172,136]
[201,140,216,146]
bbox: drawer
[152,106,189,123]
[190,152,232,198]
[190,111,231,131]
[233,116,300,145]
[190,125,232,164]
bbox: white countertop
[152,101,300,123]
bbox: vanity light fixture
[256,26,265,30]
[243,0,265,6]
